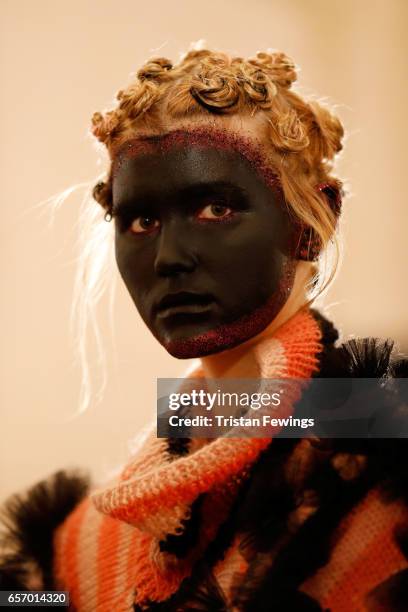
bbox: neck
[200,262,315,379]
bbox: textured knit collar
[92,308,322,526]
[82,309,322,605]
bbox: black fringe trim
[158,494,205,559]
[166,437,191,458]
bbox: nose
[154,220,198,277]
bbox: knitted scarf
[53,308,322,611]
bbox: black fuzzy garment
[0,471,89,592]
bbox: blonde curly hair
[91,49,344,262]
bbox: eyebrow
[112,180,249,215]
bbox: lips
[155,291,215,319]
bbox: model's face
[112,131,296,358]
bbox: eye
[130,216,160,234]
[197,203,234,221]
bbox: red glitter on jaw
[163,260,296,359]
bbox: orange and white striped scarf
[52,308,322,610]
[53,308,408,611]
[54,310,408,612]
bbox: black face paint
[112,137,296,358]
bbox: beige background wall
[1,0,407,501]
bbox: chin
[161,295,289,359]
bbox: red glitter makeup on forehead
[111,126,282,195]
[110,125,341,261]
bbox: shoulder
[311,307,408,378]
[0,470,89,590]
[306,308,408,440]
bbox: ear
[317,182,342,216]
[92,180,113,220]
[295,183,342,261]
